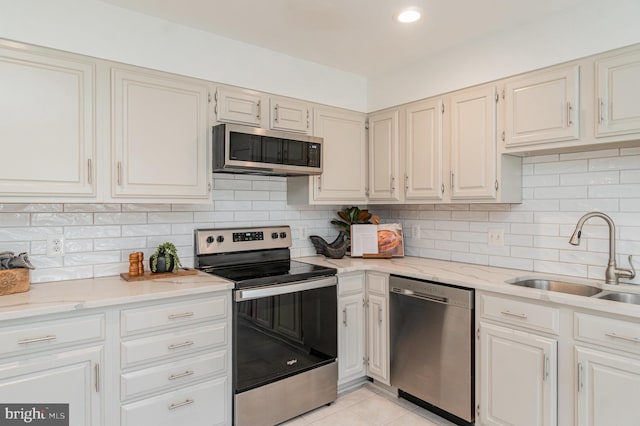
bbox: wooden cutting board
[120,268,198,282]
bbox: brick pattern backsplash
[0,148,638,285]
[0,174,343,283]
[380,147,640,285]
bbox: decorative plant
[150,242,181,273]
[330,206,380,240]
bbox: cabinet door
[596,49,640,137]
[0,44,95,197]
[112,68,209,200]
[450,86,497,200]
[367,292,389,385]
[312,108,367,202]
[338,293,365,385]
[405,99,444,201]
[270,97,310,133]
[479,322,557,426]
[368,110,400,202]
[0,346,103,426]
[215,87,262,126]
[576,346,640,426]
[504,64,579,147]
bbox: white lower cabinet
[337,272,366,386]
[121,377,228,426]
[479,322,557,426]
[0,290,232,426]
[0,345,104,426]
[575,346,640,426]
[118,294,231,426]
[337,271,390,387]
[365,271,390,385]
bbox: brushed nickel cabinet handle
[578,362,584,391]
[168,340,194,350]
[168,399,194,410]
[256,100,261,120]
[567,102,573,127]
[95,363,100,392]
[598,97,604,124]
[169,370,194,381]
[605,332,640,343]
[168,312,194,320]
[378,306,382,324]
[500,310,527,319]
[342,308,347,326]
[274,104,280,122]
[117,161,122,186]
[87,159,93,185]
[18,335,57,345]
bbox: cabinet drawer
[575,313,640,354]
[121,349,227,400]
[121,295,227,336]
[121,377,229,426]
[480,294,559,335]
[338,273,365,296]
[0,314,104,357]
[121,323,226,368]
[367,272,389,295]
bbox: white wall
[382,147,640,286]
[0,0,367,112]
[367,0,640,111]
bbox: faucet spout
[569,212,635,284]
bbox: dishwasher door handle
[391,287,448,305]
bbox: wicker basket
[0,268,30,296]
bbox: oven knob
[206,236,214,244]
[280,232,287,238]
[216,235,225,243]
[271,232,278,239]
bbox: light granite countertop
[298,255,640,320]
[0,271,233,321]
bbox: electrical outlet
[47,235,64,256]
[412,224,421,238]
[300,227,307,239]
[487,229,504,246]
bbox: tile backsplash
[0,147,638,285]
[382,147,640,285]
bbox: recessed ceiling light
[396,8,422,23]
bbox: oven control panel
[195,226,291,255]
[233,231,264,242]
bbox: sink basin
[506,278,602,297]
[592,291,640,305]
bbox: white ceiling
[98,0,588,78]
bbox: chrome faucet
[569,211,635,285]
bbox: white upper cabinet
[595,48,640,137]
[504,64,580,148]
[215,87,263,127]
[404,98,444,201]
[111,67,210,201]
[367,110,400,202]
[270,96,311,134]
[289,107,367,204]
[450,85,498,200]
[0,43,96,199]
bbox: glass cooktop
[205,260,336,289]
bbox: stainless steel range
[194,226,338,426]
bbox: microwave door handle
[234,276,337,301]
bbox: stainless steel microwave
[212,123,322,176]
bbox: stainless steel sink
[592,291,640,305]
[506,278,602,297]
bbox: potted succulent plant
[149,242,181,273]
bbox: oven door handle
[234,276,337,301]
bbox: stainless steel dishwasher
[390,275,474,425]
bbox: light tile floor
[279,383,458,426]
